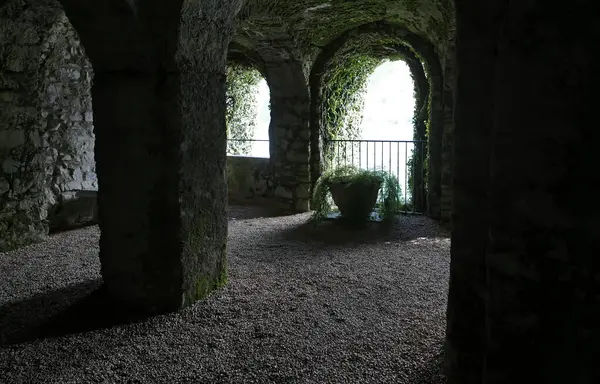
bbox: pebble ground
[0,206,450,383]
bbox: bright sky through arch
[250,60,415,158]
[360,60,414,141]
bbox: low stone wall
[226,155,274,204]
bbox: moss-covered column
[404,52,429,214]
[60,0,234,312]
[177,0,235,307]
[265,59,311,212]
[425,58,444,220]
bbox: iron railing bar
[404,141,408,214]
[421,141,425,213]
[396,142,400,212]
[359,142,362,169]
[388,141,392,182]
[373,142,376,171]
[329,139,426,144]
[226,138,427,214]
[411,143,416,214]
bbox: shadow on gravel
[0,280,149,346]
[276,216,449,246]
[408,344,447,384]
[227,204,292,220]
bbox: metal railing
[325,139,427,214]
[226,138,428,214]
[227,139,269,158]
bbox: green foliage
[225,64,264,155]
[311,165,401,224]
[321,54,381,144]
[238,0,454,60]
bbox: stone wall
[226,155,273,203]
[265,59,311,213]
[227,44,310,214]
[0,1,95,251]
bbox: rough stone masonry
[0,3,95,250]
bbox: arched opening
[310,24,440,217]
[0,0,97,251]
[357,59,420,211]
[224,62,274,204]
[226,40,311,212]
[225,64,271,158]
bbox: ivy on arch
[225,63,266,156]
[309,21,444,216]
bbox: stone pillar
[445,4,495,381]
[266,60,311,212]
[92,71,186,311]
[425,60,444,220]
[60,0,234,312]
[440,27,456,226]
[177,0,233,309]
[448,1,598,382]
[483,3,597,383]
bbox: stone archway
[229,38,311,213]
[309,20,445,218]
[225,49,274,204]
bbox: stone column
[177,0,234,309]
[445,3,496,381]
[60,0,234,312]
[425,60,444,220]
[265,60,311,212]
[440,27,456,226]
[482,3,597,383]
[448,1,598,382]
[92,71,186,311]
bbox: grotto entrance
[308,23,444,221]
[325,59,427,216]
[224,63,274,208]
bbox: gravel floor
[0,206,451,383]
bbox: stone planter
[329,180,381,222]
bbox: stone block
[294,183,310,199]
[285,150,309,163]
[274,185,293,199]
[295,198,309,212]
[0,178,9,194]
[48,189,98,231]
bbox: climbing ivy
[225,63,264,155]
[238,0,453,60]
[316,34,433,211]
[319,38,428,166]
[321,54,381,143]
